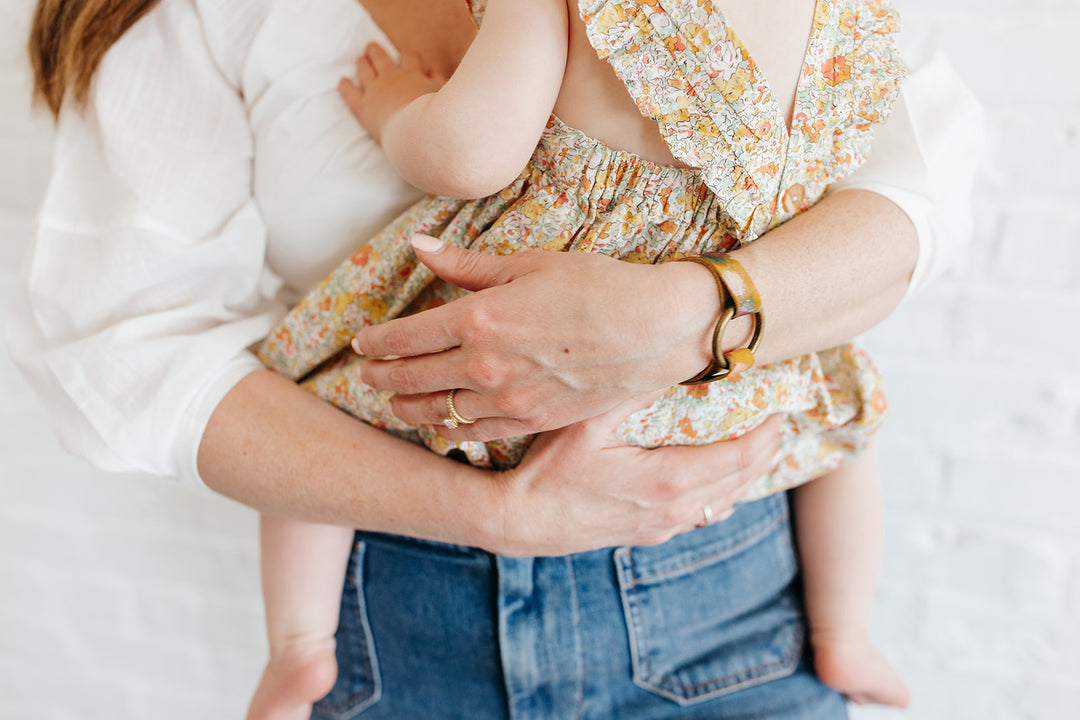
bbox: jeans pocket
[614,493,804,706]
[312,538,381,719]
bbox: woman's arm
[348,58,982,439]
[198,369,784,555]
[340,0,568,198]
[349,188,916,441]
[7,1,275,480]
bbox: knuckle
[427,392,448,419]
[651,476,684,504]
[455,305,496,346]
[657,510,680,532]
[525,409,554,432]
[455,248,488,277]
[493,391,529,418]
[656,472,691,500]
[465,357,507,391]
[381,326,412,356]
[387,362,419,394]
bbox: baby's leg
[793,446,911,707]
[247,516,354,720]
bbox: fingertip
[410,234,446,254]
[367,42,392,67]
[339,77,361,102]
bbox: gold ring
[444,389,477,429]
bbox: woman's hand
[484,400,786,557]
[351,235,727,441]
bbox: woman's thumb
[410,234,518,292]
[582,389,669,442]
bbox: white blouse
[5,0,983,486]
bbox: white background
[2,1,1078,718]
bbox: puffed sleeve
[829,52,985,296]
[6,1,280,485]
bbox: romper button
[781,184,807,214]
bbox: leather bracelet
[676,253,765,385]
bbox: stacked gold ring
[443,388,478,429]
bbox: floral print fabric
[257,0,904,499]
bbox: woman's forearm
[347,188,919,438]
[197,368,783,556]
[197,369,502,545]
[718,189,918,365]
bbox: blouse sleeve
[5,1,279,485]
[829,52,985,296]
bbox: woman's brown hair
[29,0,164,119]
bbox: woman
[12,0,980,717]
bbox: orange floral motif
[686,383,711,399]
[822,56,851,85]
[350,245,373,267]
[678,416,699,439]
[257,0,904,497]
[871,388,888,415]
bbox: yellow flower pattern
[257,0,905,499]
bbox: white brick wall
[1,1,1077,718]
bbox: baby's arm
[339,0,568,199]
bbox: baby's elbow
[420,144,531,200]
[440,167,524,200]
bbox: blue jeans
[312,493,846,719]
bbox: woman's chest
[244,0,425,296]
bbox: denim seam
[312,540,383,719]
[636,616,804,703]
[614,501,804,705]
[568,556,586,720]
[623,507,789,587]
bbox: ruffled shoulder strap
[577,0,906,238]
[792,0,906,197]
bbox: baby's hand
[338,43,447,144]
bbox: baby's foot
[247,636,338,720]
[812,632,911,708]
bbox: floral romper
[258,0,906,499]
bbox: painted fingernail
[410,234,445,253]
[351,338,364,356]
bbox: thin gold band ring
[443,389,477,429]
